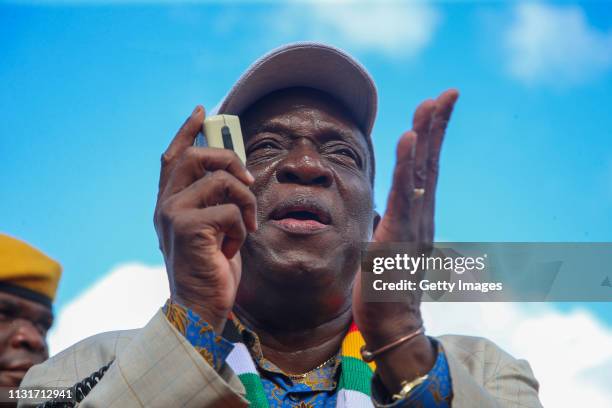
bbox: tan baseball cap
[214,41,378,137]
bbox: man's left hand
[352,89,459,392]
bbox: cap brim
[216,42,377,136]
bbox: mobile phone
[195,114,246,164]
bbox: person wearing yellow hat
[0,234,60,388]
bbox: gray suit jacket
[20,310,542,407]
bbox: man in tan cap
[21,42,541,407]
[0,234,60,388]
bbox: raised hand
[372,89,459,245]
[154,106,256,332]
[352,89,459,392]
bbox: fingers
[159,106,206,195]
[421,89,459,242]
[161,147,254,200]
[409,100,436,240]
[430,89,459,140]
[172,204,247,260]
[169,170,257,232]
[426,89,459,188]
[203,204,248,259]
[412,99,436,189]
[384,130,417,229]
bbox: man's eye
[256,142,279,150]
[329,146,361,166]
[335,148,356,158]
[248,139,281,153]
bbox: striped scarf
[222,319,376,408]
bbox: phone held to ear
[195,114,247,164]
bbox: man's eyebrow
[253,119,363,146]
[251,121,292,136]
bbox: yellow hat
[0,234,62,307]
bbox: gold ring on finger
[412,188,425,200]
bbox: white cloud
[310,1,440,58]
[49,263,612,407]
[275,0,441,58]
[505,3,612,86]
[48,263,169,354]
[423,302,612,408]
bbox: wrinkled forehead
[241,87,372,157]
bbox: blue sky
[2,1,612,317]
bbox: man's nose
[276,142,333,187]
[10,320,46,353]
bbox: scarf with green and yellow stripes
[223,319,375,408]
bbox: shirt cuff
[371,338,453,407]
[162,299,234,371]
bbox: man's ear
[372,210,381,233]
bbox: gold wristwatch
[391,374,429,401]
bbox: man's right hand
[154,106,256,333]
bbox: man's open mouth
[269,200,332,233]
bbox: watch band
[391,374,429,401]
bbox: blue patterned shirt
[163,300,452,407]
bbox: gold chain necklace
[285,355,337,380]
